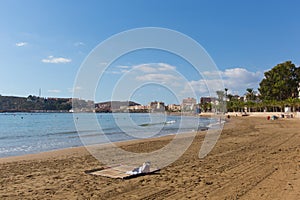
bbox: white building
[181,97,197,112]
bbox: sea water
[0,113,213,158]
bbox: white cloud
[157,63,176,71]
[68,86,83,93]
[15,42,28,47]
[136,73,178,83]
[108,71,122,74]
[132,63,181,86]
[135,64,157,73]
[42,56,72,64]
[222,68,262,91]
[133,63,176,73]
[182,79,225,98]
[105,69,129,74]
[202,70,223,79]
[224,68,259,80]
[108,63,176,75]
[48,89,61,93]
[185,68,263,97]
[74,42,85,46]
[117,65,130,69]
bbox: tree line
[225,61,300,112]
[0,95,72,112]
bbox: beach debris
[126,161,151,175]
[241,112,249,117]
[85,163,159,179]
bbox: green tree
[259,61,300,101]
[200,102,212,112]
[227,94,234,101]
[245,88,256,101]
[285,97,299,112]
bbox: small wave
[56,131,78,135]
[207,120,226,128]
[165,120,176,124]
[139,120,176,127]
[139,123,149,126]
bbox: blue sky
[0,0,300,104]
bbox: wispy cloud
[134,64,157,73]
[68,86,83,93]
[109,63,177,74]
[48,89,61,93]
[133,63,176,73]
[99,62,108,66]
[117,65,130,69]
[136,73,178,83]
[74,42,85,46]
[15,42,28,47]
[42,56,72,64]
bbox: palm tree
[295,98,300,111]
[216,90,225,101]
[231,99,244,112]
[285,97,298,112]
[246,88,255,101]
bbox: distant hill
[0,95,72,112]
[0,95,141,113]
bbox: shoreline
[0,129,203,163]
[0,113,214,159]
[227,111,300,117]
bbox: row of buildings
[37,96,226,113]
[93,97,201,113]
[138,96,226,113]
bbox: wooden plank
[86,165,160,179]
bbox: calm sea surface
[0,113,213,158]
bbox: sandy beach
[1,116,300,199]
